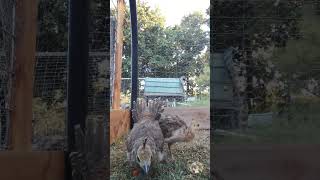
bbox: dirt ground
[163,107,210,129]
[110,107,210,179]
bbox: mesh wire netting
[212,0,320,131]
[0,0,109,151]
[32,1,109,150]
[0,0,15,150]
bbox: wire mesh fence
[32,0,109,150]
[0,0,15,150]
[0,0,109,151]
[212,0,320,142]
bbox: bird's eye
[137,156,140,162]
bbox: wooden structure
[110,0,131,144]
[110,109,130,144]
[7,0,38,151]
[0,1,65,179]
[213,144,320,180]
[144,78,186,102]
[110,0,138,143]
[112,0,126,110]
[0,151,64,180]
[212,50,239,129]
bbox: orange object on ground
[132,168,140,177]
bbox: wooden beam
[0,151,65,180]
[110,109,130,144]
[8,0,38,151]
[112,0,126,110]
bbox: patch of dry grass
[110,130,210,180]
[32,96,65,137]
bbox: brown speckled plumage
[126,99,166,175]
[158,114,195,159]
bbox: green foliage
[171,12,209,77]
[212,1,304,113]
[37,0,68,51]
[212,0,303,50]
[37,0,108,51]
[195,51,210,94]
[122,1,209,79]
[178,96,210,107]
[272,4,320,80]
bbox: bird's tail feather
[132,98,164,123]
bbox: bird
[158,114,196,160]
[126,98,166,175]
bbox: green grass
[215,99,320,144]
[111,131,210,180]
[178,96,210,107]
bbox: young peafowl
[158,114,196,159]
[126,99,166,176]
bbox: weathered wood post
[110,16,116,107]
[112,0,126,110]
[8,0,38,151]
[0,1,67,179]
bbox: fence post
[66,0,89,179]
[112,0,126,110]
[110,17,116,107]
[67,0,88,150]
[129,0,138,129]
[7,0,38,151]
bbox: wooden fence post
[8,0,38,151]
[112,0,126,110]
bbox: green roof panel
[144,78,185,97]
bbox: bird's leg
[164,134,184,144]
[168,143,174,160]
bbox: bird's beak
[143,164,150,174]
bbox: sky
[145,0,209,26]
[111,0,209,27]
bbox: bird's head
[136,138,152,174]
[184,126,195,142]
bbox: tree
[37,0,68,51]
[121,1,209,80]
[212,0,303,113]
[121,1,169,77]
[172,12,209,78]
[195,51,210,95]
[37,0,109,51]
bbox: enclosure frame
[0,0,65,179]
